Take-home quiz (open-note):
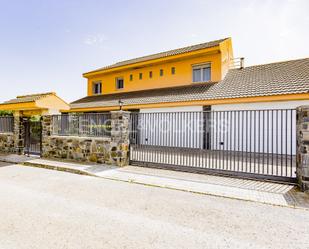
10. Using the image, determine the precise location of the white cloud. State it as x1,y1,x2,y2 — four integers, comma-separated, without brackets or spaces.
83,33,108,46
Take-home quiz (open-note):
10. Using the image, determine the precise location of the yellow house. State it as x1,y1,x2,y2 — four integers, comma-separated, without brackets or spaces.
0,92,70,116
70,37,309,113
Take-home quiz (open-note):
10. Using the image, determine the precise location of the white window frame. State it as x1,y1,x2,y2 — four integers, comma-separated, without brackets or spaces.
192,63,211,83
116,77,124,90
92,81,102,95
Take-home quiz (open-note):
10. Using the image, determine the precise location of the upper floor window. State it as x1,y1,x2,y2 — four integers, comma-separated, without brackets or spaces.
116,77,124,89
192,63,211,82
171,67,176,75
93,81,102,94
139,73,143,80
160,69,164,76
149,71,153,78
130,74,133,81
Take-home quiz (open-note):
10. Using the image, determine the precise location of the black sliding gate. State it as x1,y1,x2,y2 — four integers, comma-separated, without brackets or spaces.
24,118,42,156
129,109,297,183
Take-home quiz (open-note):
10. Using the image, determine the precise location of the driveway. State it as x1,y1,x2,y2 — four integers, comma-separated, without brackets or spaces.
0,163,308,249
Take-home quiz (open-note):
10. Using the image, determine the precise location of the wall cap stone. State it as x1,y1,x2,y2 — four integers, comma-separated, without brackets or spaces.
0,132,14,135
296,105,309,110
50,135,111,141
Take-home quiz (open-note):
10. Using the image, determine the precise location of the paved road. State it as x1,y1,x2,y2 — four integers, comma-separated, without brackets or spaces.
0,162,308,249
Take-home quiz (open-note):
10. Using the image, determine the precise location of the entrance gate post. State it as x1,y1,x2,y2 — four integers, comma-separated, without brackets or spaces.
13,111,25,155
296,106,309,191
110,110,131,167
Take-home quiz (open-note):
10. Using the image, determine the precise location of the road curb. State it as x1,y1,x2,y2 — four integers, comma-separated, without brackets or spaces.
20,162,97,177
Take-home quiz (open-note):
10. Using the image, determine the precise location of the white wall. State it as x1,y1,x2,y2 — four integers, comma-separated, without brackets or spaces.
209,108,296,154
211,100,308,155
136,100,306,154
140,106,203,113
138,106,203,148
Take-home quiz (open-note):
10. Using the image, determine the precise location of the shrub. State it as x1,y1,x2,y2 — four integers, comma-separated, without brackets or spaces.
0,110,13,117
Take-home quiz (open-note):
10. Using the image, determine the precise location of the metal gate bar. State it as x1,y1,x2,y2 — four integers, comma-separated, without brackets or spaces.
24,119,42,156
129,109,297,182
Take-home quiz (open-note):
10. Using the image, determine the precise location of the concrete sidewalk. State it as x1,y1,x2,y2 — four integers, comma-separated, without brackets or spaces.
0,154,115,176
1,154,308,209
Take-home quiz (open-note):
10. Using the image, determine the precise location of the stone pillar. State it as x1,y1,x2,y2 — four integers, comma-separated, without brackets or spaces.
296,106,309,191
41,115,52,157
110,111,130,167
13,111,24,154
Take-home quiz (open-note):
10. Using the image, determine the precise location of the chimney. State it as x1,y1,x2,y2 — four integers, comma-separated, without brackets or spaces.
240,57,245,69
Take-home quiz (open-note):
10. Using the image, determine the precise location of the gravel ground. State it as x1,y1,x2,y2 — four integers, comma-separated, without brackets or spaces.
0,162,308,249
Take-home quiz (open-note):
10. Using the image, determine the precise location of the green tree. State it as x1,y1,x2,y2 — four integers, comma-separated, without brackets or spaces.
0,110,13,116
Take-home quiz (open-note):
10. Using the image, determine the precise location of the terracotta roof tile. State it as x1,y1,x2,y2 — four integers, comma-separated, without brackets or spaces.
2,92,55,104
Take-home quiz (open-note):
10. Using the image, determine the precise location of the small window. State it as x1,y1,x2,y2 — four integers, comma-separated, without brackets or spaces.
160,69,164,76
139,73,143,80
116,77,124,89
149,71,153,78
171,67,175,75
130,74,133,81
93,81,102,94
192,63,211,82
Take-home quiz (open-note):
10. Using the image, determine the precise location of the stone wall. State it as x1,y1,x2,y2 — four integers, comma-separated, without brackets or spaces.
0,114,21,154
0,133,15,153
41,111,130,166
296,106,309,191
42,135,113,164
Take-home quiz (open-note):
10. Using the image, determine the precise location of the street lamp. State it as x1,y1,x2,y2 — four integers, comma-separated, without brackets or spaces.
118,99,123,110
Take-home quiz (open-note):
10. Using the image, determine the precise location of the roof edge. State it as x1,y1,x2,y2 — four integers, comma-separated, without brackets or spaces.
237,56,309,70
83,38,229,76
70,82,218,104
17,92,56,99
69,92,309,112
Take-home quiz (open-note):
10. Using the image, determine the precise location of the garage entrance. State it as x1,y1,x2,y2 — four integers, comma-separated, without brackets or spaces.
129,109,297,183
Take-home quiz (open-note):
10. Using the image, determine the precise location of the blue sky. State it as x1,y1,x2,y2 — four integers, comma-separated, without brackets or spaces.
0,0,308,103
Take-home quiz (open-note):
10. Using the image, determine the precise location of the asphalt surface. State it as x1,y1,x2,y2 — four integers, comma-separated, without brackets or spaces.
0,162,308,249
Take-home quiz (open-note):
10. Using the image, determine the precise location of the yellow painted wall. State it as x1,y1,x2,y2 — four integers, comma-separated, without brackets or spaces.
86,52,221,96
219,38,234,79
84,39,233,96
36,94,70,111
0,102,37,111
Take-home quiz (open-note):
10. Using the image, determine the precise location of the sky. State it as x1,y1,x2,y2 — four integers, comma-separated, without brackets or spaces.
0,0,308,103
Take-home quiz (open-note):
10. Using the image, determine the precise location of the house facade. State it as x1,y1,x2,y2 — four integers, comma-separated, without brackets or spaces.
70,37,309,114
70,38,234,112
68,38,309,155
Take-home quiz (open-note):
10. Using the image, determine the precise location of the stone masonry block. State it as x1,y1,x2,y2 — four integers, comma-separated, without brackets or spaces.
296,106,309,191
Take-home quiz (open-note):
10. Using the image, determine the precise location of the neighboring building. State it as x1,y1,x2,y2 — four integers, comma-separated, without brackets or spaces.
0,92,69,116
